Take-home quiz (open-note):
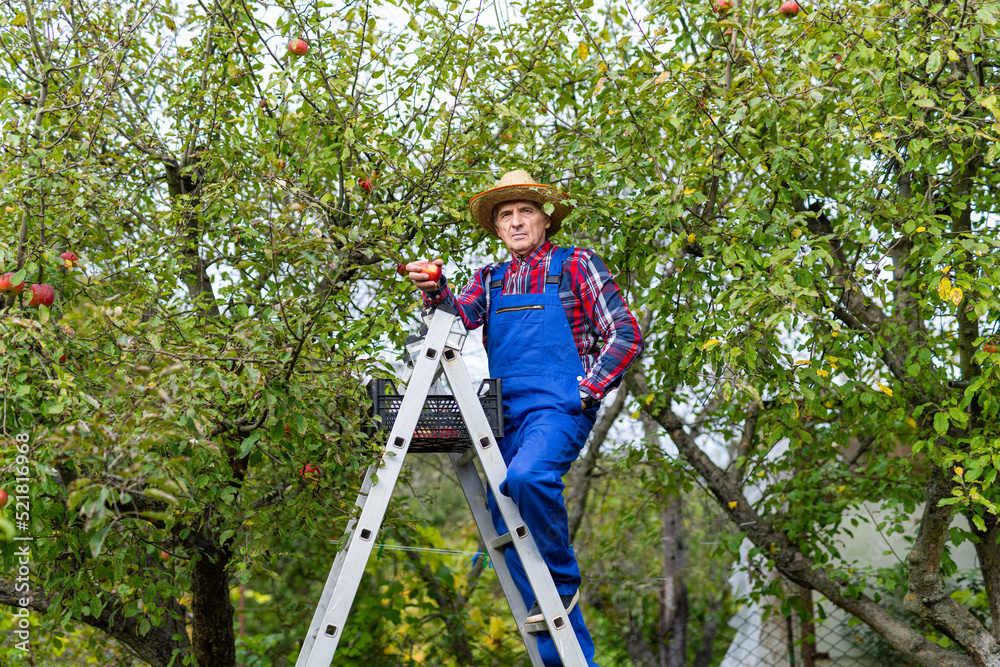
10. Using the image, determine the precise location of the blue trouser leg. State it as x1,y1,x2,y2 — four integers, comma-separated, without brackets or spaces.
487,406,599,666
500,544,598,666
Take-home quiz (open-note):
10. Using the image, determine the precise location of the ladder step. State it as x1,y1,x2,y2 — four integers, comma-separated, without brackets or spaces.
523,620,549,634
489,533,512,550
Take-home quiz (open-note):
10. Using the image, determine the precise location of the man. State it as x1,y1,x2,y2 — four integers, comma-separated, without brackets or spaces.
403,169,643,666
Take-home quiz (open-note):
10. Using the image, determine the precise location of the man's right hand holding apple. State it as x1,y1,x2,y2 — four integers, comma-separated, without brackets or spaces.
399,259,444,292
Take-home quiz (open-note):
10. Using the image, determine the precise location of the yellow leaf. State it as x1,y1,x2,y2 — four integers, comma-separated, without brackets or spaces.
795,360,811,365
872,132,884,139
937,276,952,301
915,226,926,232
504,64,519,72
594,77,607,94
836,485,845,493
687,233,696,243
906,417,917,428
942,265,951,273
816,369,829,377
878,383,893,397
728,501,738,509
644,394,655,405
488,616,506,640
792,229,802,239
830,331,838,338
578,42,589,61
631,410,641,419
702,338,721,350
683,187,697,195
955,466,963,477
950,287,963,305
654,71,669,85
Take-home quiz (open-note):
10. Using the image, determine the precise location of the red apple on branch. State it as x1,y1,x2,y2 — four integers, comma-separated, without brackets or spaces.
0,489,7,509
0,273,24,297
299,464,321,481
28,283,55,308
288,38,309,56
985,342,999,354
780,0,800,16
713,0,732,13
359,177,373,192
60,251,79,269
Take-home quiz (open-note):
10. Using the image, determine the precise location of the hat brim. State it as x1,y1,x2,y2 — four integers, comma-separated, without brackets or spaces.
469,184,572,238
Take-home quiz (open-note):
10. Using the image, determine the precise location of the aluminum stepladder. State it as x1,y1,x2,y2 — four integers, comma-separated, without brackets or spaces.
295,303,588,667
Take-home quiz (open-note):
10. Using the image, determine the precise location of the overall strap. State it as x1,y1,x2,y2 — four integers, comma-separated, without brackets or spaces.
489,261,510,293
546,246,574,291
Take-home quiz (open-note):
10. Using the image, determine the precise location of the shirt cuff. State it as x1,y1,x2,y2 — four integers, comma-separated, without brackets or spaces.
579,378,605,402
422,276,449,304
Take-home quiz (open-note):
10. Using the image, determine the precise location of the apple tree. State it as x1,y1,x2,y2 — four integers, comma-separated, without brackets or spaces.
0,0,549,664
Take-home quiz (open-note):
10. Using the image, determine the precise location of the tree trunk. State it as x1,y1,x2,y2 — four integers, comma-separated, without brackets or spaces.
666,582,688,667
799,583,816,666
567,388,628,543
191,545,237,667
692,598,722,667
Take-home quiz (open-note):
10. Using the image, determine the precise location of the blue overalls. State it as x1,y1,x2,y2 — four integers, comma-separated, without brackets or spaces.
485,246,600,666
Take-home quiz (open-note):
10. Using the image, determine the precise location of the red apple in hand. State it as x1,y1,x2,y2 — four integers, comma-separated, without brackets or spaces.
780,0,799,15
0,272,24,297
28,283,55,308
0,489,7,509
288,38,309,55
412,261,442,282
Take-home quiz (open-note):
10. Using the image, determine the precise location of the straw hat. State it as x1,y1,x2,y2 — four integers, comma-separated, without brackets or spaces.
468,169,573,238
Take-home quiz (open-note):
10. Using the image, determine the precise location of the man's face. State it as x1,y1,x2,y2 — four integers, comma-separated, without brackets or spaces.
494,200,551,257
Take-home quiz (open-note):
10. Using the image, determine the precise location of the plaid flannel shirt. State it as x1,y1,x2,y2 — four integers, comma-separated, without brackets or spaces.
423,240,643,402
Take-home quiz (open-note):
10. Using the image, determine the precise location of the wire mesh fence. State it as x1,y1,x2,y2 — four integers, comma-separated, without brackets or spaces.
720,604,917,667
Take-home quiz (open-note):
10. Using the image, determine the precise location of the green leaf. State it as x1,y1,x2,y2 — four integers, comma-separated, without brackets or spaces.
934,412,949,435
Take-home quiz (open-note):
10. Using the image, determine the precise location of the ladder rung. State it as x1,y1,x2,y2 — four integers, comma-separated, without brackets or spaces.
456,448,476,467
523,620,548,634
523,616,569,634
489,533,512,550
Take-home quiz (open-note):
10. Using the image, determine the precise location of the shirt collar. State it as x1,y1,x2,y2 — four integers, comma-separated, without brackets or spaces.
511,239,553,267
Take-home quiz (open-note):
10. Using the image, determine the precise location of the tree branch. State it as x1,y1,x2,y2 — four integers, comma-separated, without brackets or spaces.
626,365,977,667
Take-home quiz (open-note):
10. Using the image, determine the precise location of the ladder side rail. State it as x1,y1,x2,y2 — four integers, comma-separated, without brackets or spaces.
295,469,374,666
449,452,546,667
297,310,454,667
440,347,589,666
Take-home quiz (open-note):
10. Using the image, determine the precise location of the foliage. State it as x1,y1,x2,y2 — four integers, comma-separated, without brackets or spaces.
1,0,999,664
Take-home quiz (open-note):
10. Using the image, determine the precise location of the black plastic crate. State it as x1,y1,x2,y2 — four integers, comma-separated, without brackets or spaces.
366,378,504,453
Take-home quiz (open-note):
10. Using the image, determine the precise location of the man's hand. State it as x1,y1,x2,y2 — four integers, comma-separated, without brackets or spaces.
403,258,444,292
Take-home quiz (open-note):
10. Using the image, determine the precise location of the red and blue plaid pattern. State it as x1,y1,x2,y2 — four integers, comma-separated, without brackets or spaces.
424,240,643,401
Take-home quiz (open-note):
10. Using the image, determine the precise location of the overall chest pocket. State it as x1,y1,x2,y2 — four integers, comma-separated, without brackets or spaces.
495,305,545,314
